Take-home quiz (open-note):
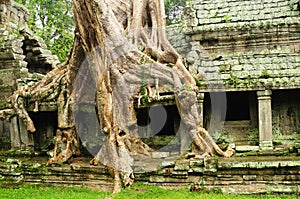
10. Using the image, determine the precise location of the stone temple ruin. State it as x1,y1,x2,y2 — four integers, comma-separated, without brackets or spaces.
168,0,300,151
0,0,59,151
1,0,300,194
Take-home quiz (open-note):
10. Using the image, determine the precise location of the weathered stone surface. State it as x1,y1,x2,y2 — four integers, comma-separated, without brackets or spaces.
1,155,300,194
172,0,300,91
236,145,259,152
174,159,190,171
151,152,170,159
161,160,175,168
0,0,61,150
189,159,204,167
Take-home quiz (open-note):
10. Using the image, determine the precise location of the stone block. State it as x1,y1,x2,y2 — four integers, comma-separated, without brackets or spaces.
242,175,257,181
149,175,165,183
151,152,169,159
0,60,26,69
204,158,217,171
161,160,175,168
0,52,24,60
32,47,45,55
236,145,259,152
171,170,188,178
174,160,190,171
189,167,204,173
190,159,204,167
0,69,20,86
259,141,273,150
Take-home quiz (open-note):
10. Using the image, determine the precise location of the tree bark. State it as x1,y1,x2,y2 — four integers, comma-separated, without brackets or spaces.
0,0,234,193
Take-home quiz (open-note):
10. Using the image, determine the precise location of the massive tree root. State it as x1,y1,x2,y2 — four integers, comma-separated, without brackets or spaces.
0,0,234,193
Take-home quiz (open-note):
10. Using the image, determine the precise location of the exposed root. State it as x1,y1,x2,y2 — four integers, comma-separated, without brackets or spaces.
46,128,80,166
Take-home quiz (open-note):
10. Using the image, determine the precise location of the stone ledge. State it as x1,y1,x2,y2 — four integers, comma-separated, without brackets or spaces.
1,155,300,194
236,145,259,152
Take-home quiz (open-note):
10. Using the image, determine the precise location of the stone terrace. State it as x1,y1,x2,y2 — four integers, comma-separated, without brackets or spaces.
1,151,300,194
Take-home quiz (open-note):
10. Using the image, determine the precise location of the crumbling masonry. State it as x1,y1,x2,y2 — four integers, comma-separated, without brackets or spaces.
0,0,59,150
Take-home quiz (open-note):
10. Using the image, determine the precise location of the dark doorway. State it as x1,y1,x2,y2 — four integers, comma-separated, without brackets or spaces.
29,111,57,151
225,92,250,121
136,105,181,150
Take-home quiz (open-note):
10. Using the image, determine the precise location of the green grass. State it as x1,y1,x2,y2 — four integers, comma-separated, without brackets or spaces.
0,183,298,199
0,185,111,199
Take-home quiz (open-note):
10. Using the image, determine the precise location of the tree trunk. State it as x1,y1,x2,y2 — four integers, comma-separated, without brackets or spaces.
0,0,234,193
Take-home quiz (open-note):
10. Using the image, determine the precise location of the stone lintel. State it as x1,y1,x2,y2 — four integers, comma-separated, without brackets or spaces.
257,90,272,98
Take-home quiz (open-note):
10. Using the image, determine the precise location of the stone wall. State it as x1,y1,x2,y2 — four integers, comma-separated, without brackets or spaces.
174,0,300,149
143,156,300,194
0,0,29,26
181,0,300,91
0,1,28,102
0,0,59,150
0,0,59,108
272,90,300,137
167,24,192,58
1,154,300,194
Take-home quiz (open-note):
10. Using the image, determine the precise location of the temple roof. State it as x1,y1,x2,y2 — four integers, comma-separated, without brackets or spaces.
188,0,300,33
184,0,300,91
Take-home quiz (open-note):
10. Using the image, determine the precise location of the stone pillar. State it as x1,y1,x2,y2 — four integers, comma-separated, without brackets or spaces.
257,90,273,150
9,116,34,150
9,116,21,149
18,118,34,150
197,93,204,127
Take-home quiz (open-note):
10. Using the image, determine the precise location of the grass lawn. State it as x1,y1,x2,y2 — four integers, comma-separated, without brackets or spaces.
0,183,298,199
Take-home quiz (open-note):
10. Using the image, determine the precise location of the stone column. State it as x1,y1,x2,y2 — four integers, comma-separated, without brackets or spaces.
257,90,273,150
197,93,204,127
9,116,21,149
18,118,34,150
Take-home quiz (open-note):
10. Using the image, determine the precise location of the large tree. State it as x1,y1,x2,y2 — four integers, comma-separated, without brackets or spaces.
0,0,234,193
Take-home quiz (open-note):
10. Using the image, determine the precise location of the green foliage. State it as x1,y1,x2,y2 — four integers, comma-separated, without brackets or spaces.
219,65,230,73
272,126,299,146
140,78,149,105
260,70,271,78
225,73,240,87
0,185,111,199
15,0,74,62
216,132,235,144
243,75,254,88
223,15,231,23
164,0,187,25
248,129,259,145
195,78,202,87
287,0,298,11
